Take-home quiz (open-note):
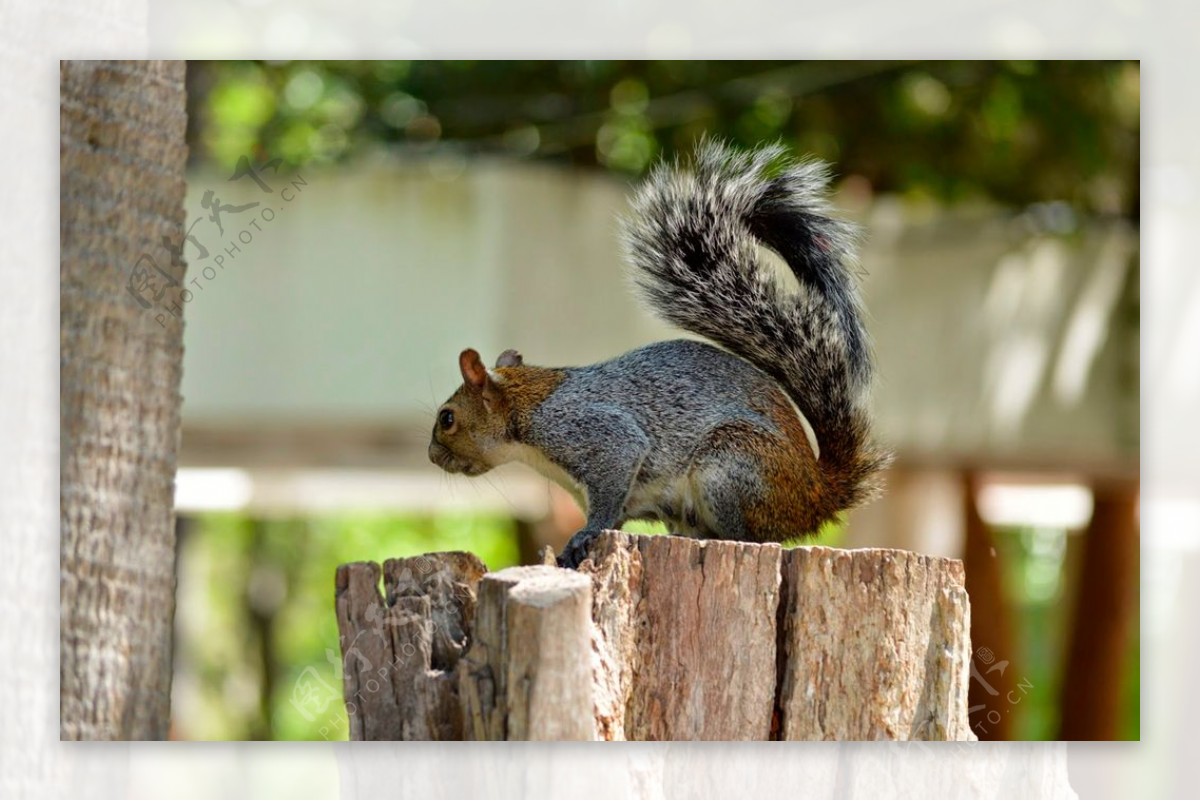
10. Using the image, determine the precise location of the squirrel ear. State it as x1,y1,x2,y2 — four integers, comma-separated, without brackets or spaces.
459,348,488,390
495,349,523,368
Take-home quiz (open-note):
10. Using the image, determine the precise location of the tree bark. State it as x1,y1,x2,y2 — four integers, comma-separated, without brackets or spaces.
338,532,974,741
585,532,781,740
60,60,189,740
776,546,972,739
458,566,596,740
335,552,488,740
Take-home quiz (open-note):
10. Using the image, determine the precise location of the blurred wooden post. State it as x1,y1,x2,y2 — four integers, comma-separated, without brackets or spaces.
336,532,974,741
1058,481,1139,740
962,470,1018,740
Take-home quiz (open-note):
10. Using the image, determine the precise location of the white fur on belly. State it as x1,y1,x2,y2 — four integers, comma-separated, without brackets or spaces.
491,442,590,512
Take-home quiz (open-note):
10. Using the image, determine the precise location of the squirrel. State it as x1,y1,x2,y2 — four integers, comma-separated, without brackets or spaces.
428,141,891,569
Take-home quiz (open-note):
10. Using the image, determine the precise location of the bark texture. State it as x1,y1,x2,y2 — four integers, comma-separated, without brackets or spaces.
458,566,596,740
335,552,487,741
584,532,781,740
338,532,973,741
60,60,189,740
776,546,973,740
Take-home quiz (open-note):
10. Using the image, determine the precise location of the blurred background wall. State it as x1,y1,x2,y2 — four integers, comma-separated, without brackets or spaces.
166,60,1139,741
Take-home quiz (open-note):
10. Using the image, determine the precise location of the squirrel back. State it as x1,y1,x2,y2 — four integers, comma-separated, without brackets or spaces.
621,141,890,511
430,141,890,567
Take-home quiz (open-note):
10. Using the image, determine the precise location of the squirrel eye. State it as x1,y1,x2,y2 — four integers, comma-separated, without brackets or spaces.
438,409,455,431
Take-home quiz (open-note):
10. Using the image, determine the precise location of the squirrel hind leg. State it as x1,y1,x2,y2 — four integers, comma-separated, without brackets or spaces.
684,431,768,542
688,424,828,544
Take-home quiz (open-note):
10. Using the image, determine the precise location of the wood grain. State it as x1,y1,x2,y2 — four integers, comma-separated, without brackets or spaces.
337,532,973,741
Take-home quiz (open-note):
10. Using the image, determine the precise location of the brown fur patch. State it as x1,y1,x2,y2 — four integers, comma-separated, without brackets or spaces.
429,362,566,476
495,365,567,438
731,386,838,541
744,386,840,537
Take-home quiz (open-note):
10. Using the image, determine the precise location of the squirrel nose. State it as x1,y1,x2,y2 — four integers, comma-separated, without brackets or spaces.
428,440,452,467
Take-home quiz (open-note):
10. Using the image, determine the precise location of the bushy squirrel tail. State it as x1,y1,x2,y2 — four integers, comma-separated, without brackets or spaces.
622,140,890,510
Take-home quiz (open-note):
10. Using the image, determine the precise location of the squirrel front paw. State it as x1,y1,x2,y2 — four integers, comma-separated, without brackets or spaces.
557,528,601,570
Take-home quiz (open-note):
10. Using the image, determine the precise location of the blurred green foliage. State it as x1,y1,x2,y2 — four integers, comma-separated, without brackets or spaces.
623,515,845,546
992,525,1139,740
174,509,847,741
173,512,519,741
176,61,1140,741
188,60,1139,220
175,512,1135,741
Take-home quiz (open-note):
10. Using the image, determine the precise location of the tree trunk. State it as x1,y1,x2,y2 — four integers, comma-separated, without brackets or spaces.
60,60,189,740
337,532,973,741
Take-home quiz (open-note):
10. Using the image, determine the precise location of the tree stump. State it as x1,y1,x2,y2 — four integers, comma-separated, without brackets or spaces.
335,532,973,741
335,551,486,740
777,547,972,740
458,565,596,740
585,532,781,740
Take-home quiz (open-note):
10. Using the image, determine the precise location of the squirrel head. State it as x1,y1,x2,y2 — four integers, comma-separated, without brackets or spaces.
427,348,524,477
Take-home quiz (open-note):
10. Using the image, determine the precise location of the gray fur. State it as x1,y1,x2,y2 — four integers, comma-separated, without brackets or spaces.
619,140,887,502
556,143,886,567
434,142,890,568
539,340,786,567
